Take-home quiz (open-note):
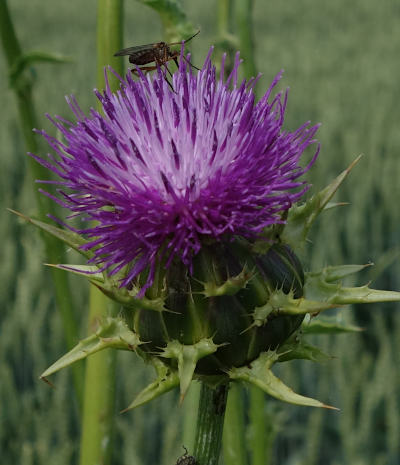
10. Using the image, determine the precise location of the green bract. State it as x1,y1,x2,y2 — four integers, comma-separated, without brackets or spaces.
16,157,400,410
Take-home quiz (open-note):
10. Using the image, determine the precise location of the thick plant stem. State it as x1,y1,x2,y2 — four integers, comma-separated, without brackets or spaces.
79,288,118,465
223,383,248,465
193,382,229,465
96,0,124,90
78,2,123,465
182,381,201,451
249,386,268,465
0,0,83,408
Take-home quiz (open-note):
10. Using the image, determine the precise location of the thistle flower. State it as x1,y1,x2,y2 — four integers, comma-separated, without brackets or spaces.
30,47,400,410
32,48,319,295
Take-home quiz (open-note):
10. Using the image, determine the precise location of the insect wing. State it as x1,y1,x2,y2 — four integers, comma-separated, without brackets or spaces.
113,44,155,57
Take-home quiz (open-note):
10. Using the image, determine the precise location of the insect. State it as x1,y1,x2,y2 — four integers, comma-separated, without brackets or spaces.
114,31,200,90
175,446,197,465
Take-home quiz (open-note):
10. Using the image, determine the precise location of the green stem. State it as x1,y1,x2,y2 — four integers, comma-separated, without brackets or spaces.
223,383,248,465
234,0,257,80
79,288,118,465
249,386,268,465
78,2,123,464
216,0,235,77
182,381,201,451
0,0,83,408
217,0,231,37
193,382,229,465
96,0,124,90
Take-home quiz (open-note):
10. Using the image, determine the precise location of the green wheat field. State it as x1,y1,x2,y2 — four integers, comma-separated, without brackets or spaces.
1,0,400,464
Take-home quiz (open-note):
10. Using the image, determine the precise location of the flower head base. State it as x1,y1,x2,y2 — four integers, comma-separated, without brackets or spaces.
33,48,319,294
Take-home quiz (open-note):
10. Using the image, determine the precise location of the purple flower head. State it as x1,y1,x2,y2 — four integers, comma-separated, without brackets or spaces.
33,48,319,295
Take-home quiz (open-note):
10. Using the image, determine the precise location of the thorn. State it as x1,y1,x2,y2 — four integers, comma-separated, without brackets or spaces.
7,208,30,221
240,323,256,335
40,376,55,388
162,308,182,315
323,404,340,411
346,154,363,172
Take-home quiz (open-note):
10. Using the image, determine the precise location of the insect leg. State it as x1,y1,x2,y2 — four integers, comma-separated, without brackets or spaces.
131,65,158,76
182,55,201,71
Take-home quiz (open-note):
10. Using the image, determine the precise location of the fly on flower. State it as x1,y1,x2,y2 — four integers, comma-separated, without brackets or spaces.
114,30,200,90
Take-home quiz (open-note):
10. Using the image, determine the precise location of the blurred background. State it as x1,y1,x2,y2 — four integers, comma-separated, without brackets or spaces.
1,0,400,464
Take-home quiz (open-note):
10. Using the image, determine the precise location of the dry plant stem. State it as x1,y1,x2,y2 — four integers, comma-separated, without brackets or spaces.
193,382,229,465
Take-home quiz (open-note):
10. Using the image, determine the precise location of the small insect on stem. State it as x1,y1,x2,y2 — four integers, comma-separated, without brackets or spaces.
114,31,200,91
175,446,197,465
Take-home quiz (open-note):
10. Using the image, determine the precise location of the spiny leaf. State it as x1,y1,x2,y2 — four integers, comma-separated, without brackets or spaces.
305,268,400,305
122,359,179,411
323,201,349,211
202,266,254,297
161,339,220,401
283,155,362,248
93,279,170,313
40,318,141,379
252,289,338,322
277,340,333,363
8,209,93,258
301,319,363,334
228,352,337,409
45,263,104,282
44,263,171,313
320,264,372,282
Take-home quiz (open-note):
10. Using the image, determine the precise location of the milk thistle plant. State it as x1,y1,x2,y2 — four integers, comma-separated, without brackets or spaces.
22,47,400,464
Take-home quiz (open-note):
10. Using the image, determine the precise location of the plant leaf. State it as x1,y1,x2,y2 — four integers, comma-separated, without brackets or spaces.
301,319,363,334
228,352,337,409
9,51,71,85
161,338,220,401
283,156,362,248
8,209,93,259
45,263,104,282
305,268,400,305
278,340,333,363
122,359,179,411
40,318,141,379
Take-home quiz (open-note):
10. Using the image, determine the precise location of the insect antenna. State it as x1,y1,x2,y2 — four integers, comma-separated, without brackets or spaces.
169,29,200,46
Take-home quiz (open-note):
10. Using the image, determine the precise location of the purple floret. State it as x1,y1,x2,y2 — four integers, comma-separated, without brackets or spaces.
32,47,319,294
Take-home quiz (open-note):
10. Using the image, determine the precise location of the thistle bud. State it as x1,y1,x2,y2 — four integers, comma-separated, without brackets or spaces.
132,242,305,375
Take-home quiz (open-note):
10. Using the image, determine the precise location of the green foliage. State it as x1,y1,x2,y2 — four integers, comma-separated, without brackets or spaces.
2,0,400,464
